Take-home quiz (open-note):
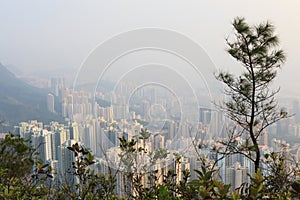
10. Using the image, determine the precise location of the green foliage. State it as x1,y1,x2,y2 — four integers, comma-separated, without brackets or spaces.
118,134,239,200
157,185,171,200
0,133,52,199
247,169,267,199
139,128,151,140
262,152,300,199
65,142,117,199
188,156,232,199
1,131,300,199
236,152,300,199
0,133,34,180
216,17,287,172
264,152,294,195
291,179,300,198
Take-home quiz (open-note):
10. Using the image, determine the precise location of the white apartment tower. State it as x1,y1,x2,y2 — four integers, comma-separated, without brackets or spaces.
47,93,55,113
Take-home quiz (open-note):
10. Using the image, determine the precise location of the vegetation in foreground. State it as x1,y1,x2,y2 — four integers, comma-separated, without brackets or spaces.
1,132,300,199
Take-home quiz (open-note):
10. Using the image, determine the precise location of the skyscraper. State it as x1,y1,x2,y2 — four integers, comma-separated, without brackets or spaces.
225,162,249,191
47,93,55,113
57,139,78,187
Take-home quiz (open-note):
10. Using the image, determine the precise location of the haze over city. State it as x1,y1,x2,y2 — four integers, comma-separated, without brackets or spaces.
0,1,300,96
1,1,300,199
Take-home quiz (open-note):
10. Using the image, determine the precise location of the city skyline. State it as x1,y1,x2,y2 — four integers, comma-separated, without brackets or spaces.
1,2,300,198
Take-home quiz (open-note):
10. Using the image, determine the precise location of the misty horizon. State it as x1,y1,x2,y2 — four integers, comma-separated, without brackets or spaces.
0,1,300,97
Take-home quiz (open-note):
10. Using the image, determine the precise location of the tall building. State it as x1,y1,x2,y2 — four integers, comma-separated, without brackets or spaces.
259,129,268,146
188,155,201,180
154,134,164,150
69,122,79,141
57,139,78,187
47,93,55,113
199,108,211,124
293,99,300,123
51,77,65,97
225,162,249,191
142,100,150,120
218,152,253,189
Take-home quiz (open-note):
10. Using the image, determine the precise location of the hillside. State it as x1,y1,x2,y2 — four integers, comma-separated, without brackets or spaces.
0,63,64,128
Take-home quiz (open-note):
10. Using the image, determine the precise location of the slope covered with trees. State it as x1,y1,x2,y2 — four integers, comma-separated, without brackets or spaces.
0,63,63,128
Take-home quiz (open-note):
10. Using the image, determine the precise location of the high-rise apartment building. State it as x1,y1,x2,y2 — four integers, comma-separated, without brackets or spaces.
225,162,249,191
47,93,55,113
57,139,78,187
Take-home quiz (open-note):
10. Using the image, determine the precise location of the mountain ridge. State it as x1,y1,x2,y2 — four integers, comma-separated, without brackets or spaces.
0,63,64,129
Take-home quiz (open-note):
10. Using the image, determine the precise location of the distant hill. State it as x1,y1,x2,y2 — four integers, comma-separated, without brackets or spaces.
96,98,111,107
0,63,64,129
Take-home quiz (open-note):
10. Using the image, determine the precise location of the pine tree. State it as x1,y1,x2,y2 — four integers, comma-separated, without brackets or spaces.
216,17,287,172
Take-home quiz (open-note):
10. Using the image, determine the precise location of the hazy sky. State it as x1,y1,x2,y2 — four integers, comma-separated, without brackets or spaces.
0,1,299,96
